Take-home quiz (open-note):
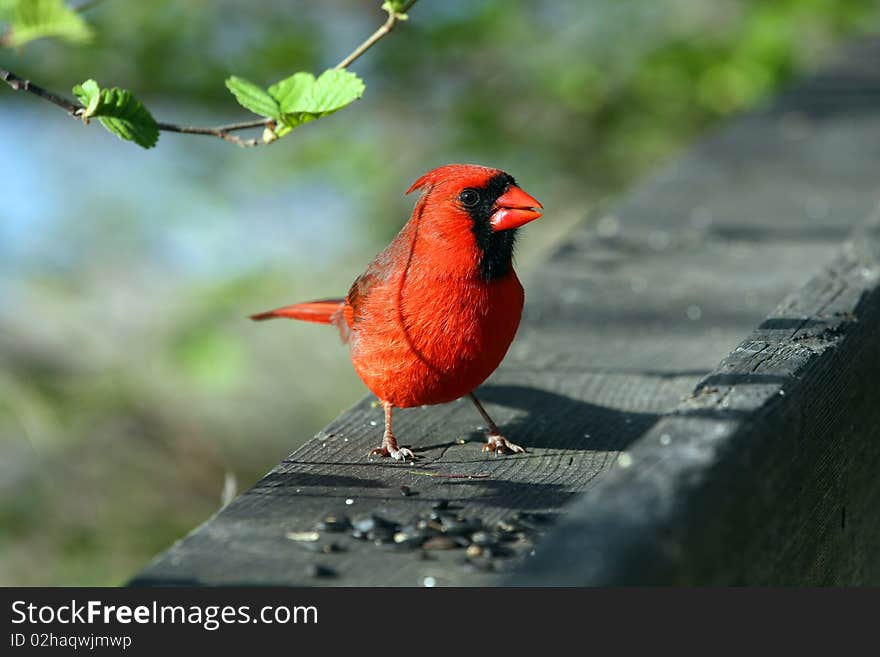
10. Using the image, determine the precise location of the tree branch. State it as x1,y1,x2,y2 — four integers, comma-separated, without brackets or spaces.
335,0,418,70
155,119,274,148
0,0,420,147
1,68,82,115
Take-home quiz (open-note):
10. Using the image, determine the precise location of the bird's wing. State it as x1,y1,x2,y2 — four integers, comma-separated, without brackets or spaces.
341,229,415,338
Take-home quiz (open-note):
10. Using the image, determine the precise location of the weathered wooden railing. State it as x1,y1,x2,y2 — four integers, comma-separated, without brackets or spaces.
132,38,880,586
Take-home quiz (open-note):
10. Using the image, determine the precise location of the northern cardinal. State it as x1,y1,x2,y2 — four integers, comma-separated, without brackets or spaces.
251,164,542,460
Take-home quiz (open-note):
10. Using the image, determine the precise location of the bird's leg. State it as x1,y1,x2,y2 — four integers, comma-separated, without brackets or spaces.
368,401,415,461
467,392,525,455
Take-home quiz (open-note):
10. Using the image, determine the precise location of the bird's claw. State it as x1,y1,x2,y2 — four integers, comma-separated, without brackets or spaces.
368,446,416,461
482,434,526,456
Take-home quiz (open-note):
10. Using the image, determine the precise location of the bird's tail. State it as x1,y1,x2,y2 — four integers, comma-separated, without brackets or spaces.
250,299,345,324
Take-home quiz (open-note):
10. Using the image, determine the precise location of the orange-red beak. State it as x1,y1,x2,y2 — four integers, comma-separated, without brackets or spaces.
490,185,543,232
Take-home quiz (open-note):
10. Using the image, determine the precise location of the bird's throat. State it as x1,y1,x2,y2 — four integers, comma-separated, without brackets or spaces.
465,172,519,281
476,228,517,280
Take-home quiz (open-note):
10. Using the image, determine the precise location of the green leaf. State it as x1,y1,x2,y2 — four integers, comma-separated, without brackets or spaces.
268,72,314,114
72,79,159,149
273,69,364,132
95,88,159,149
224,76,280,119
225,69,364,139
1,0,92,48
305,69,366,114
276,111,320,133
72,78,100,116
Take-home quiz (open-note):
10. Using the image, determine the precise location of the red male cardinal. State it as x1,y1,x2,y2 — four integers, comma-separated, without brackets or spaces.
251,164,542,460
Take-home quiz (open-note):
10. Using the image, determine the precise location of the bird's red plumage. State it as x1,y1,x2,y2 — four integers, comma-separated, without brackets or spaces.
252,164,542,455
341,165,526,406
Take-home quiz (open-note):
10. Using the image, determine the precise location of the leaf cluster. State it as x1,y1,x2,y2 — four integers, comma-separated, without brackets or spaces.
0,0,91,48
225,70,365,143
2,0,370,148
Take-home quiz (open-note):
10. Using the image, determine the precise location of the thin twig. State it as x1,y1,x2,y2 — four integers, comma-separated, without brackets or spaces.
335,0,419,70
1,68,82,115
0,0,420,147
156,119,272,147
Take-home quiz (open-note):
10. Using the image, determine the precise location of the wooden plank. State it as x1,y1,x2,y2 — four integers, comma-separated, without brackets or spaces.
132,38,880,586
512,217,880,584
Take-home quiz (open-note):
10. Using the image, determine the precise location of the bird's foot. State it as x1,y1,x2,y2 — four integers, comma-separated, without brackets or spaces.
368,445,416,461
482,434,526,456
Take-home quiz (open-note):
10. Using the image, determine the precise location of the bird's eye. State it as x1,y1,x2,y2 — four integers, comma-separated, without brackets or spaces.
459,188,480,208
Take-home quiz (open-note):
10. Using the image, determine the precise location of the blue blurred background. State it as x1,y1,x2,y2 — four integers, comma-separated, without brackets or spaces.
1,0,878,584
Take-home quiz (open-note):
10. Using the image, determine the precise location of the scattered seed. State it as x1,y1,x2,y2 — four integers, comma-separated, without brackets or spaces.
496,520,519,533
318,501,552,573
393,526,427,548
470,531,494,547
345,498,355,506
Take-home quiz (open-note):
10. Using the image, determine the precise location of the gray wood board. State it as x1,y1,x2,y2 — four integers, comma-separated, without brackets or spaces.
512,217,880,584
132,39,880,586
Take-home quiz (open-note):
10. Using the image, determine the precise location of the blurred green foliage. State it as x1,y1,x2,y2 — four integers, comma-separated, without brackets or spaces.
1,0,878,585
0,0,92,48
